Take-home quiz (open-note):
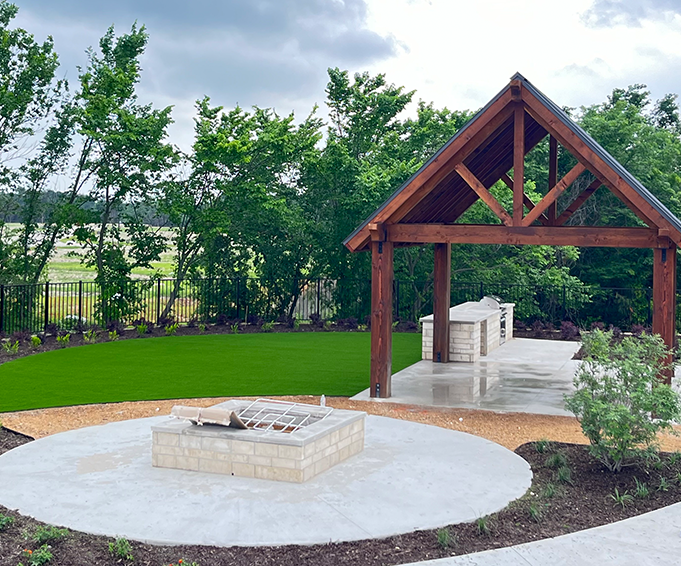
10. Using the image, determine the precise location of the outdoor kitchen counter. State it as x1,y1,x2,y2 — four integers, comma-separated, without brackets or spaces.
420,300,514,362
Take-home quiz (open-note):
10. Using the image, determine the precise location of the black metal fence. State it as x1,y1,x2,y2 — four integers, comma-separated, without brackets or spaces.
0,277,664,334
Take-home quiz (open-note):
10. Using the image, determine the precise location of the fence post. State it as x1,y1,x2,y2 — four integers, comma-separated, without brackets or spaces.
78,281,83,323
156,279,162,324
236,278,240,320
479,281,484,300
0,284,3,334
316,279,321,316
562,285,567,319
44,281,50,333
395,279,400,320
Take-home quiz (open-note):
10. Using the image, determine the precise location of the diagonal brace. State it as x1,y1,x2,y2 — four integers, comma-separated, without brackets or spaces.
522,162,586,227
455,163,513,226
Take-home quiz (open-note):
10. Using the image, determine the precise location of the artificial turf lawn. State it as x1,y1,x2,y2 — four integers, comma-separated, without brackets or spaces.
0,332,422,412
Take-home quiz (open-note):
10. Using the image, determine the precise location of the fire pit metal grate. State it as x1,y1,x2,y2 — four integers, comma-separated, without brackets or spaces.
237,398,333,433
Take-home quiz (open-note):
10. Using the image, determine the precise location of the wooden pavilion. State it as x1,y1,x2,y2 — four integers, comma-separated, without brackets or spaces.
343,73,681,398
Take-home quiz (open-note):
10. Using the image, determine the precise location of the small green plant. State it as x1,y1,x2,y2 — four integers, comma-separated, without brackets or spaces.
436,527,453,549
293,318,301,331
55,334,70,348
0,513,14,530
108,537,134,561
231,323,240,334
668,451,681,466
475,515,492,536
30,336,42,349
21,544,52,566
108,330,119,342
165,322,179,336
358,323,368,331
135,323,148,337
545,452,568,469
324,320,332,331
676,471,681,485
528,502,543,523
542,482,557,498
261,321,275,332
565,329,681,472
534,438,552,454
83,329,97,344
634,477,649,498
2,340,19,355
198,322,207,333
32,525,69,544
658,477,670,492
610,488,634,509
556,465,572,484
392,320,399,330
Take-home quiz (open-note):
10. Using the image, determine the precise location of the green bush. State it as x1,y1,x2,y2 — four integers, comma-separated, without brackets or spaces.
565,329,681,472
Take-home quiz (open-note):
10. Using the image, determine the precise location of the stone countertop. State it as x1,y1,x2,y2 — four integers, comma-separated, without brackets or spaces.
419,302,515,324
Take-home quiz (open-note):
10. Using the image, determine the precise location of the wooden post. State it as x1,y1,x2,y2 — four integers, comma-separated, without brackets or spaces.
513,104,525,225
548,136,558,225
370,223,393,398
433,243,451,363
653,244,677,384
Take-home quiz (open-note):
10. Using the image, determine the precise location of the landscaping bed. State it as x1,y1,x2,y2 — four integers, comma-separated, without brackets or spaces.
2,427,681,566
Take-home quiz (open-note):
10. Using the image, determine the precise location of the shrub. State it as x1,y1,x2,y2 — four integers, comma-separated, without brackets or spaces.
565,329,681,472
560,321,580,341
231,323,240,335
55,333,70,348
32,525,69,544
0,513,13,530
197,322,207,333
2,340,19,355
108,330,119,342
109,537,134,561
21,544,52,566
83,329,98,344
261,321,275,332
30,335,42,349
135,323,148,337
165,322,179,336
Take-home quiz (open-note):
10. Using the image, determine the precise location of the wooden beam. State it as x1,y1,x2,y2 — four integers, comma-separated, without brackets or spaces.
522,162,586,227
556,179,602,225
501,172,549,225
454,163,512,226
433,243,451,363
548,136,558,225
513,104,525,224
370,238,393,398
387,224,667,248
653,245,677,385
344,89,516,252
520,90,671,234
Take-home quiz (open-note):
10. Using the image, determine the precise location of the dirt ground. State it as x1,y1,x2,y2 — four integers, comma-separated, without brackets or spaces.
4,395,681,452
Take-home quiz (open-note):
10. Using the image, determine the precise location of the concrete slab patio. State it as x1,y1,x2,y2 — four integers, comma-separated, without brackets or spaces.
353,338,581,416
0,414,531,547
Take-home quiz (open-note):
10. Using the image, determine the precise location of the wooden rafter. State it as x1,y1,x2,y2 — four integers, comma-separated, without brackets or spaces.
387,224,667,248
454,163,512,226
547,136,558,225
556,178,601,225
513,104,525,224
521,162,586,227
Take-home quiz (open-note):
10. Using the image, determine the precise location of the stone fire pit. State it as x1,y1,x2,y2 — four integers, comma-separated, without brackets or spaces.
152,399,365,483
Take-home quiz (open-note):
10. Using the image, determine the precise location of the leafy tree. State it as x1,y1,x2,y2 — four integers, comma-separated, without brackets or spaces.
67,25,176,322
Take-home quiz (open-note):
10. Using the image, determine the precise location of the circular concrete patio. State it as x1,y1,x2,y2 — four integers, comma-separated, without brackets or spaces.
0,415,531,546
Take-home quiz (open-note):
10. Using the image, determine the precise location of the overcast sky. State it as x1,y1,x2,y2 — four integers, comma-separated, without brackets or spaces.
13,0,681,151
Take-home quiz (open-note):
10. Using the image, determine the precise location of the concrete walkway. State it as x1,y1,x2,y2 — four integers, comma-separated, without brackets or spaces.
353,338,581,416
405,501,681,566
0,415,530,547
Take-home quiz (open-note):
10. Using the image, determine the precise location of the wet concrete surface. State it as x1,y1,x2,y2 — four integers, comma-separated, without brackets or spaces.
352,339,581,416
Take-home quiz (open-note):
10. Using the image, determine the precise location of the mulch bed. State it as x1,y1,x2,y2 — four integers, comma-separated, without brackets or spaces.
2,428,681,566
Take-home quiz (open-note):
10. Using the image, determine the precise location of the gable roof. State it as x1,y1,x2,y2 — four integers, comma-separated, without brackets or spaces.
343,73,681,252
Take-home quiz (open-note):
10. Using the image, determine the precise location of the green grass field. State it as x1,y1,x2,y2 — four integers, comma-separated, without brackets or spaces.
0,333,421,412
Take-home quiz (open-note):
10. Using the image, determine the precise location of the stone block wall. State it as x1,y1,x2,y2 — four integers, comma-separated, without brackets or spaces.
152,416,365,483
